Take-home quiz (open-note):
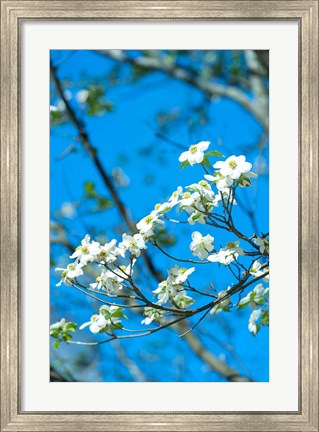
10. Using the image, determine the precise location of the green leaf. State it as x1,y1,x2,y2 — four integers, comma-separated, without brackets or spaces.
65,322,77,332
53,341,60,349
156,229,176,247
84,181,95,193
206,150,225,158
202,156,212,167
180,160,190,170
111,309,127,319
192,212,202,221
97,197,113,210
50,330,60,339
84,181,98,199
238,303,248,311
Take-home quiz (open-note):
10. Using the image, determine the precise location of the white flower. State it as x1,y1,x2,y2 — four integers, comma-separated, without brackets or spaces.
238,283,269,310
179,141,210,166
50,318,66,331
179,191,201,209
208,241,244,266
60,202,77,219
249,261,264,278
173,291,195,309
76,89,89,104
80,305,124,334
168,186,183,206
190,231,214,260
187,181,215,201
213,155,252,180
205,173,234,191
89,268,123,293
141,307,165,325
254,236,269,254
153,280,171,305
248,309,262,335
167,265,195,285
112,260,136,281
187,210,206,225
136,210,164,237
210,290,231,314
97,239,120,263
70,234,101,266
119,233,146,257
55,262,83,286
153,201,172,214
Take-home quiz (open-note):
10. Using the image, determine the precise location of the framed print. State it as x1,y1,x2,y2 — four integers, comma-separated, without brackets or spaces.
1,1,318,431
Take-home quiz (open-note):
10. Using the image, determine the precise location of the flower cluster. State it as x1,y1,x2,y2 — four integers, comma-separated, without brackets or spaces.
208,241,244,266
143,265,195,324
50,319,77,348
79,305,126,334
52,140,269,347
204,155,257,191
238,284,269,335
210,290,231,315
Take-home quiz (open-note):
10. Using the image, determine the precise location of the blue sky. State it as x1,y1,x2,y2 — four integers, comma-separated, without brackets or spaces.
50,50,269,382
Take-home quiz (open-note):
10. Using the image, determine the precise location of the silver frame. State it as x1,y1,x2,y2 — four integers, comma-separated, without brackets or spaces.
1,1,318,431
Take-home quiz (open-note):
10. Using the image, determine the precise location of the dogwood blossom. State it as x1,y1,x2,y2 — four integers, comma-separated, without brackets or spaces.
76,89,89,104
119,233,147,257
179,141,210,166
97,239,120,264
173,291,195,308
80,305,126,334
167,265,195,285
254,236,269,254
70,234,101,266
168,186,183,206
208,241,244,265
55,262,83,286
153,280,172,305
190,231,214,260
141,307,165,325
210,290,231,314
187,181,216,202
136,210,164,237
204,173,234,191
249,261,264,278
238,283,269,310
248,309,262,335
50,319,77,347
89,268,123,293
50,318,67,331
213,155,252,180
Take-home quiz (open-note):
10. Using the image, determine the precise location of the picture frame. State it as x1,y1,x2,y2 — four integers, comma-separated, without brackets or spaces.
1,1,318,431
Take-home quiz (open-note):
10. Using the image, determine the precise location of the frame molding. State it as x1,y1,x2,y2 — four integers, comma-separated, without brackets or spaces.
1,1,318,431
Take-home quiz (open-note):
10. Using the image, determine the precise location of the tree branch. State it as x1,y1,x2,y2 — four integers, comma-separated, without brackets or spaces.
94,49,269,129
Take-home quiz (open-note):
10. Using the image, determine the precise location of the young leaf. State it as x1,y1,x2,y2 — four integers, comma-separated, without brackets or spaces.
180,160,190,170
206,150,225,158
